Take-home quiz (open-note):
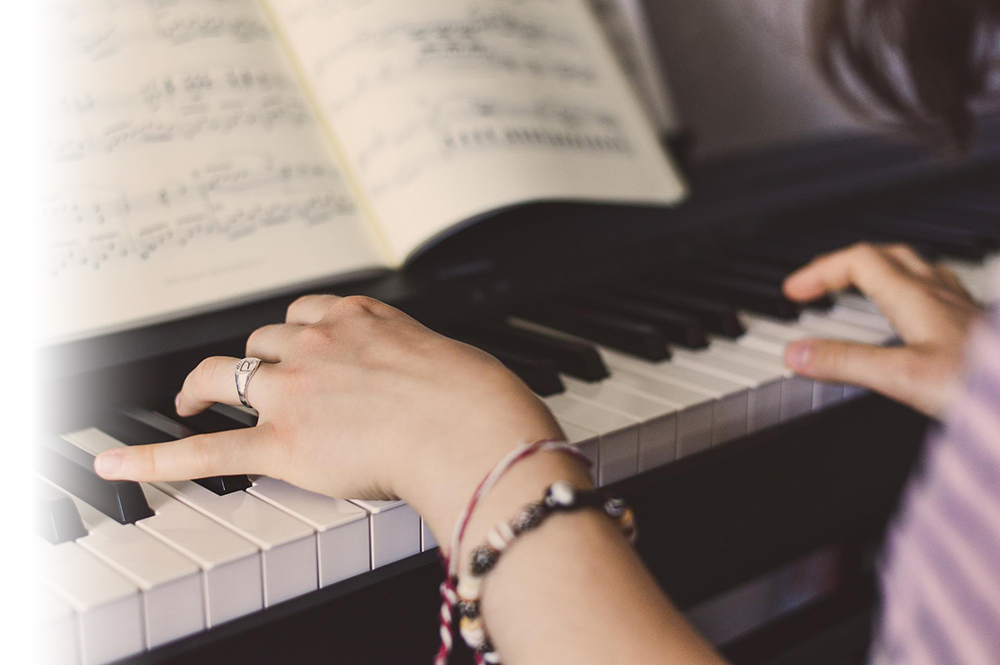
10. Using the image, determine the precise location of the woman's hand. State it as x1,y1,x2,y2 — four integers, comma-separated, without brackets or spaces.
94,294,565,542
782,242,982,417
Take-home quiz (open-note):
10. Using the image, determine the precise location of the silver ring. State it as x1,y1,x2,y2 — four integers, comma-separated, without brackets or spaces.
235,357,262,409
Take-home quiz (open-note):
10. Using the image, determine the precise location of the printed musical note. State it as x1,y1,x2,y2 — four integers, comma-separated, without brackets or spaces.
43,155,358,276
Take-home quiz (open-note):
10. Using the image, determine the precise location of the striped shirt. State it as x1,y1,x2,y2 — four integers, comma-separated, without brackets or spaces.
871,275,1000,664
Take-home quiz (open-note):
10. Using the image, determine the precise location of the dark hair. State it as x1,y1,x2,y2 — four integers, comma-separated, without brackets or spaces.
813,0,999,150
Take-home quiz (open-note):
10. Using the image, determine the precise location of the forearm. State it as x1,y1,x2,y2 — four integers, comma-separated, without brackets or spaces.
422,453,725,665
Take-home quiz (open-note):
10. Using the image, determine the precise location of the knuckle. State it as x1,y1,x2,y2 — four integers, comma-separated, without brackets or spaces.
287,295,314,319
849,242,879,261
337,295,381,315
297,324,334,349
245,327,266,351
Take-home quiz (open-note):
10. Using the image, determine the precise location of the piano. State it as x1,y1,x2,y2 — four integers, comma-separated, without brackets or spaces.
37,117,1000,665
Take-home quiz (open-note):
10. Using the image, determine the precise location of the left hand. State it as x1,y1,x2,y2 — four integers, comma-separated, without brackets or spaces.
93,294,570,545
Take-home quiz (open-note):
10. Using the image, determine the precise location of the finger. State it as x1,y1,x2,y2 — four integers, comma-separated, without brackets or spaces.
176,355,277,417
246,323,305,362
785,338,915,402
286,294,341,325
782,243,926,321
932,264,969,293
94,426,276,482
882,244,934,277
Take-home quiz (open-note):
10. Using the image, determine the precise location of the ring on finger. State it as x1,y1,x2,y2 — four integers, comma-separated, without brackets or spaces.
235,357,263,409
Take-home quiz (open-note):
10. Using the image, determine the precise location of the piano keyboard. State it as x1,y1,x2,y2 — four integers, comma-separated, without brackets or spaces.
36,174,999,664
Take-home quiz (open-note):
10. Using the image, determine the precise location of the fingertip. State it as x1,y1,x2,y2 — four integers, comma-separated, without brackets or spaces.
94,451,124,479
785,340,814,372
783,270,822,302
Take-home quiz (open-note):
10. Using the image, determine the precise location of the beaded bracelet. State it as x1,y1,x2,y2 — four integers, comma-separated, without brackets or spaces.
457,481,637,664
435,440,592,665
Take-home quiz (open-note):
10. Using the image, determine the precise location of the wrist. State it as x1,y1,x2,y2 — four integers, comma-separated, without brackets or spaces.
400,436,590,556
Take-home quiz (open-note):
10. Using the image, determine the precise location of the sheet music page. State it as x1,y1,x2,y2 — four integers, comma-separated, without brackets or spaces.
40,0,385,342
267,0,686,261
587,0,682,135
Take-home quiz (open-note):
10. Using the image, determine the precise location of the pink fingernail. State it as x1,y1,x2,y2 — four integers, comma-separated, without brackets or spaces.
174,392,182,412
96,451,123,477
786,341,813,370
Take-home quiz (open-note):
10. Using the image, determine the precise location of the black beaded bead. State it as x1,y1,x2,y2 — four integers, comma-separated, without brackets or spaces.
476,639,495,655
510,502,546,535
470,546,500,576
457,600,480,618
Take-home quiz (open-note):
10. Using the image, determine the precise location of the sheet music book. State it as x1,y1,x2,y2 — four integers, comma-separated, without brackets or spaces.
41,0,686,342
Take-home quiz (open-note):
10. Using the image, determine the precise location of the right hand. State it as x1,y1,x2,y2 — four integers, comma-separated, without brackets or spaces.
782,242,983,418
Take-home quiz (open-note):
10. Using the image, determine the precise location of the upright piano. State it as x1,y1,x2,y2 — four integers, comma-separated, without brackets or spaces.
37,116,1000,664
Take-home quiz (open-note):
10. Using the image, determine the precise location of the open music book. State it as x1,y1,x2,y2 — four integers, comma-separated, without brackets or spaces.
42,0,686,342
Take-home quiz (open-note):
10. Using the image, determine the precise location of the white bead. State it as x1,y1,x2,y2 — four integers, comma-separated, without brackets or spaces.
440,624,453,649
487,521,515,551
440,603,452,624
550,480,575,506
457,575,482,601
484,651,502,664
460,622,485,648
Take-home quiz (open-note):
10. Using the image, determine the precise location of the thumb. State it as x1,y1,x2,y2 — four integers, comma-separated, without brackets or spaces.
785,339,915,403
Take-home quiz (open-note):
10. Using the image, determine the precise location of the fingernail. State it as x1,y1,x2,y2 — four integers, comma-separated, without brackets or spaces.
95,451,123,477
174,392,182,412
786,341,813,370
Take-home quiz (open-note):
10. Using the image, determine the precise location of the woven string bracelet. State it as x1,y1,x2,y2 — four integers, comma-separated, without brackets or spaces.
434,440,592,665
456,481,637,665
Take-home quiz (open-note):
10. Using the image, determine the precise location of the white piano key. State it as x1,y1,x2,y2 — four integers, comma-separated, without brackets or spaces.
544,393,640,485
561,375,676,474
36,537,144,665
671,348,783,433
825,303,895,335
151,483,317,607
508,316,726,452
597,369,714,460
709,339,815,420
835,293,882,315
249,477,371,587
942,258,993,300
421,518,438,551
64,429,265,626
36,587,79,665
68,429,317,607
348,500,420,568
796,311,894,345
601,350,749,446
556,419,601,484
41,476,205,649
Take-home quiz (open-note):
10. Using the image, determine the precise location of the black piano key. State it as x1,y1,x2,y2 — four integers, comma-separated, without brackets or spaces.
99,409,252,495
696,257,793,286
35,479,88,544
652,270,802,320
518,305,671,361
843,214,989,260
568,294,709,349
453,336,565,396
36,436,154,525
452,322,608,381
728,240,821,270
149,401,254,434
883,201,1000,244
618,286,746,338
